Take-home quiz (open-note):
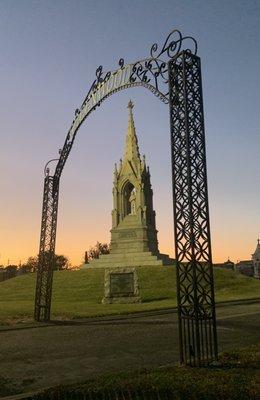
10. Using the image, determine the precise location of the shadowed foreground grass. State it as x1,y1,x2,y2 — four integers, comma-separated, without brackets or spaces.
1,345,259,399
41,346,260,400
0,266,259,323
44,345,260,400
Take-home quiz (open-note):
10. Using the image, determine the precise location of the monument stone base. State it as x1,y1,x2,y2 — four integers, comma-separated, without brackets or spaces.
83,251,174,269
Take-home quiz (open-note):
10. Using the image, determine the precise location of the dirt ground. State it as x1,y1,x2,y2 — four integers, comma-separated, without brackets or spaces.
0,301,259,396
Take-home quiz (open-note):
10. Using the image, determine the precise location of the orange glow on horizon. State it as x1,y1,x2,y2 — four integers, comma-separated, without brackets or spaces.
1,222,257,267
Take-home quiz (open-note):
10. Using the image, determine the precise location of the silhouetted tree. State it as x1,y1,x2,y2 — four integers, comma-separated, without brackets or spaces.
53,254,70,270
20,256,38,273
87,242,110,260
21,254,70,272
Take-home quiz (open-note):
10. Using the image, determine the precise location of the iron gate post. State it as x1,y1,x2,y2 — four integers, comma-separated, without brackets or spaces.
168,50,218,365
34,174,59,322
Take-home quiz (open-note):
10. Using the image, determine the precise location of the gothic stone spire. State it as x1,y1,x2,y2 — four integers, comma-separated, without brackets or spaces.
124,100,141,161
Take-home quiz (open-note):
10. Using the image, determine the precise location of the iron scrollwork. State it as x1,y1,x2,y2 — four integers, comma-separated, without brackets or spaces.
150,29,197,59
129,29,197,100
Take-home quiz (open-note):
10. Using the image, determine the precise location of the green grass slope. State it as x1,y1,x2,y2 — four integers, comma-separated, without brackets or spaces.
0,266,259,323
29,345,260,400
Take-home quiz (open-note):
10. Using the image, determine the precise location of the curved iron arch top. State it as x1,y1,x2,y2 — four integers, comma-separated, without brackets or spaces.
54,29,197,180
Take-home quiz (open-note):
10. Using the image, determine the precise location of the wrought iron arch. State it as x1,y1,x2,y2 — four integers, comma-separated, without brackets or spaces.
34,29,218,366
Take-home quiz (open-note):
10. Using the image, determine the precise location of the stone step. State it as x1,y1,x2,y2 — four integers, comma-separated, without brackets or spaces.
99,252,155,260
99,254,162,263
90,256,161,264
95,256,159,264
87,259,164,268
98,252,174,264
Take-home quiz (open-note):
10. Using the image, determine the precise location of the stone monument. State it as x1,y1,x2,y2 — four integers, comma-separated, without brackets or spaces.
84,101,173,268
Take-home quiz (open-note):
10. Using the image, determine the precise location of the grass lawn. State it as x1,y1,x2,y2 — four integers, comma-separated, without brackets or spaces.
42,345,260,400
1,345,259,399
0,266,259,323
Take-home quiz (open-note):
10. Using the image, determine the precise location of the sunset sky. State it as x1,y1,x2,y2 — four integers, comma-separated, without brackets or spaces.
0,0,259,266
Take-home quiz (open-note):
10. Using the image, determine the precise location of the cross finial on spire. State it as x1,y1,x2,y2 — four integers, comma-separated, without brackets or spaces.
127,100,134,110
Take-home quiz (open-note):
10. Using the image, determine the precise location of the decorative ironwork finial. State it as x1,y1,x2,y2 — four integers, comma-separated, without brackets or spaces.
150,29,197,59
127,100,134,110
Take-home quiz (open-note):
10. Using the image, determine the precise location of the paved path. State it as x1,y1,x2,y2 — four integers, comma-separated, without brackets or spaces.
1,301,259,395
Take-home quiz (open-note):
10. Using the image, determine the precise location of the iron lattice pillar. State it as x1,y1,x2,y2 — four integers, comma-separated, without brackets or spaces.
34,174,59,322
169,51,218,366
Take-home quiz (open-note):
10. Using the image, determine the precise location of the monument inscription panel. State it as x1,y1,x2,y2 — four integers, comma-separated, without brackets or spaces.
102,267,141,304
110,272,134,297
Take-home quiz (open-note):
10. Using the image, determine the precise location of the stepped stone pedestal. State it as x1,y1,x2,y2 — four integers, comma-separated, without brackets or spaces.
85,251,173,269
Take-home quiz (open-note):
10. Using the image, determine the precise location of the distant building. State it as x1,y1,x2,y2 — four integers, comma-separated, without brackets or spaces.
252,239,260,279
214,259,234,271
234,239,260,279
235,260,254,277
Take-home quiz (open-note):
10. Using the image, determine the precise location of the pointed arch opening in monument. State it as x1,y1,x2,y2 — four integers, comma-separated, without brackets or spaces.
123,182,135,217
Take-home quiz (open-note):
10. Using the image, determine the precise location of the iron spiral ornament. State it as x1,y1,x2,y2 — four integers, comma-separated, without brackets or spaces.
78,28,198,113
150,28,197,59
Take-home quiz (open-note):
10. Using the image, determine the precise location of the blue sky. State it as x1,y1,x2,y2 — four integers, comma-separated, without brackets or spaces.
0,0,259,265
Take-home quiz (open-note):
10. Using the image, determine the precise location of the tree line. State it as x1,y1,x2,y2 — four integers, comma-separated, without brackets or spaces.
0,241,110,280
0,254,70,279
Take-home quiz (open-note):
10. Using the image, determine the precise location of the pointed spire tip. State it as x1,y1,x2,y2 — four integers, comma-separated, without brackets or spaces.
127,100,134,110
